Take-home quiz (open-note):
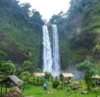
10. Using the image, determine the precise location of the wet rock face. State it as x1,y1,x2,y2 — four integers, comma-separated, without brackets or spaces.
5,86,23,97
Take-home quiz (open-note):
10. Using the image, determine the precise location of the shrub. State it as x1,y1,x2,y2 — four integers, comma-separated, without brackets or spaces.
44,72,51,80
52,79,60,88
32,77,45,85
65,84,73,96
76,61,96,90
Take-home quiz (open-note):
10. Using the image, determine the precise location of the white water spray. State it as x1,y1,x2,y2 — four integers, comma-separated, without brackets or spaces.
42,25,60,76
42,25,52,73
52,24,61,76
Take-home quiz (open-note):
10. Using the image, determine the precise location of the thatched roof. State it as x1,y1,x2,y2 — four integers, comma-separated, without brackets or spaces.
92,75,100,79
0,75,23,86
62,73,74,78
33,73,45,77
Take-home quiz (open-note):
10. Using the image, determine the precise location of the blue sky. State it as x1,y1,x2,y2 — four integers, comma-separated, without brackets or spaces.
19,0,71,21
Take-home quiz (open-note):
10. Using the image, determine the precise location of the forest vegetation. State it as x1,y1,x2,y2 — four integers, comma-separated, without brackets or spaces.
0,0,44,70
50,0,100,74
0,0,100,74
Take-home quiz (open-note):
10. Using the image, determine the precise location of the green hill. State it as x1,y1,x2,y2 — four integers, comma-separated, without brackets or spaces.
0,0,44,66
50,0,100,73
0,0,100,74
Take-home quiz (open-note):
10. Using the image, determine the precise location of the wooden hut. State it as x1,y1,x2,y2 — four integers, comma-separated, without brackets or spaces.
91,75,100,79
33,73,45,77
0,75,23,96
61,73,74,85
92,75,100,85
62,73,74,78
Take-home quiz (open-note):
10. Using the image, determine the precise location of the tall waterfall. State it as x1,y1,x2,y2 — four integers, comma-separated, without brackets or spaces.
52,24,60,76
42,25,52,73
42,25,60,76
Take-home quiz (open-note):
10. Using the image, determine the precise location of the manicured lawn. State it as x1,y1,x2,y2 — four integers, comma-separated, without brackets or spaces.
24,84,100,97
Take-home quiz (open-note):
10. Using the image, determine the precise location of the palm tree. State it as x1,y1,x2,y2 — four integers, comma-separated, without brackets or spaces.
15,60,33,77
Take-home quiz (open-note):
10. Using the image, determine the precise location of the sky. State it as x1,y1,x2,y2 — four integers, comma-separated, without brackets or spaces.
19,0,71,21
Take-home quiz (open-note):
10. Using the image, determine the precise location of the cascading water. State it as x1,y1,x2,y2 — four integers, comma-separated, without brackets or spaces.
42,24,60,76
52,24,61,76
42,25,52,73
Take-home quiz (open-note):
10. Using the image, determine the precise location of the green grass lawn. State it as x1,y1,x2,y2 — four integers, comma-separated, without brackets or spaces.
24,84,100,97
0,79,100,97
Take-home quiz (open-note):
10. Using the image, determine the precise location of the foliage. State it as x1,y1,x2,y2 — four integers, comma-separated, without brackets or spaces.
52,78,60,88
49,0,100,71
32,77,45,85
76,61,96,90
0,0,44,68
0,0,100,72
0,60,16,76
31,11,44,30
65,84,73,97
15,60,34,77
0,50,7,61
44,72,52,80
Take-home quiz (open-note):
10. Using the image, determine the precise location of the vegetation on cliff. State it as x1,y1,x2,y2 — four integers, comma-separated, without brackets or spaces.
50,0,100,73
0,0,100,74
0,0,44,67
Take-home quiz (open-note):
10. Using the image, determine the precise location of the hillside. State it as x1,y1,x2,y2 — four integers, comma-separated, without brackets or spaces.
50,0,100,73
0,0,44,66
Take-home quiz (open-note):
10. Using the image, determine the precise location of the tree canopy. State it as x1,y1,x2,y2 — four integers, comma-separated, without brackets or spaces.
76,61,96,89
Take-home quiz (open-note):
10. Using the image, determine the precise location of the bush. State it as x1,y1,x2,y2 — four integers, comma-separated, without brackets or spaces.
44,72,51,80
65,84,73,96
52,79,60,88
32,77,45,85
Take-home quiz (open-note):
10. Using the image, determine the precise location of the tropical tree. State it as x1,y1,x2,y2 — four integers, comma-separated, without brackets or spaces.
15,60,33,77
76,61,96,90
31,11,44,25
21,71,30,82
20,3,31,19
0,60,16,78
0,50,7,62
0,50,7,80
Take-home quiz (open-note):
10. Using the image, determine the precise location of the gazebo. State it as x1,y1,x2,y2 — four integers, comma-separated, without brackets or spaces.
61,73,74,85
0,75,23,96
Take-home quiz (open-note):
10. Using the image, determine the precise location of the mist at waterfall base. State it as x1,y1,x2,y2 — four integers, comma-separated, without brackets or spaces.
64,65,84,79
42,25,61,77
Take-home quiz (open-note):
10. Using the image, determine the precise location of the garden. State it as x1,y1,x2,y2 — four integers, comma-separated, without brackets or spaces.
0,60,100,97
23,80,100,97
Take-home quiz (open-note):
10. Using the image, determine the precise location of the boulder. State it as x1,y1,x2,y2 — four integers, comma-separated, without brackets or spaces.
81,91,88,94
5,86,23,97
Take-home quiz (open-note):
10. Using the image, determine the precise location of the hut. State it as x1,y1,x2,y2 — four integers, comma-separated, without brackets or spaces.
92,75,100,85
0,75,23,96
61,73,74,85
92,75,100,79
33,73,45,77
62,73,74,78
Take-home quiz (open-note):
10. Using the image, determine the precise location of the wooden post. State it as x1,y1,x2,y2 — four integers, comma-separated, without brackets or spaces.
5,81,7,94
1,84,3,96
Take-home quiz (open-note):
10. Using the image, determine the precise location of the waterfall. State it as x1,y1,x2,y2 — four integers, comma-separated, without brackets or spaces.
42,25,60,77
42,25,52,73
52,24,61,76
